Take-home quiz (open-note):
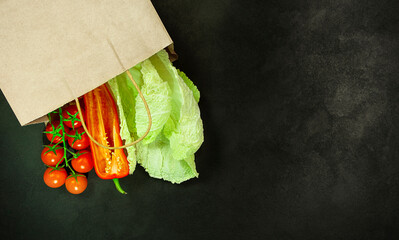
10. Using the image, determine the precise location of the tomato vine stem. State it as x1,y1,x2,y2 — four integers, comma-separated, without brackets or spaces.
54,108,75,175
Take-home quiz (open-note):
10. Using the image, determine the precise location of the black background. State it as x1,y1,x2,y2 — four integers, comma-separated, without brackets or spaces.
1,0,399,239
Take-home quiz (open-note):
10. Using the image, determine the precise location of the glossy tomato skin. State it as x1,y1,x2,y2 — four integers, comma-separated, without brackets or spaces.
62,105,84,129
41,146,64,167
71,150,94,173
68,127,90,150
45,121,63,144
43,168,67,188
65,175,88,194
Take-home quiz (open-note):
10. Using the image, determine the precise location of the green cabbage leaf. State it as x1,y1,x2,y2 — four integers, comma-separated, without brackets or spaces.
135,59,171,145
108,66,143,174
108,49,203,183
149,51,204,161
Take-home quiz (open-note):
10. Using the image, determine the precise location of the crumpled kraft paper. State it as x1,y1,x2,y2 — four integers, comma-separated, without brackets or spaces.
0,0,172,126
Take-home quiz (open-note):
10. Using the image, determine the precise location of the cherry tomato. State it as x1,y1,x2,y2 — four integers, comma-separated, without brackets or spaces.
41,145,64,167
71,150,94,173
65,175,88,194
68,127,90,150
43,168,67,188
62,105,84,129
45,121,63,143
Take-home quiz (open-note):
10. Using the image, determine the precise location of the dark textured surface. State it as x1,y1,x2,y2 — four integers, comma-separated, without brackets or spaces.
1,0,399,239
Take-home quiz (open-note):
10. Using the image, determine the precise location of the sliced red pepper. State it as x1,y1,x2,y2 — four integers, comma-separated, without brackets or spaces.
83,83,129,180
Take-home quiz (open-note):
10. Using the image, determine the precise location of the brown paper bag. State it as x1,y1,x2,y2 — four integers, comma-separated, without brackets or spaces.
0,0,172,126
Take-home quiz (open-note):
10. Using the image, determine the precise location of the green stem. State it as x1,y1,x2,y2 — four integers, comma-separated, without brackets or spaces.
66,148,75,155
56,108,75,174
113,179,127,194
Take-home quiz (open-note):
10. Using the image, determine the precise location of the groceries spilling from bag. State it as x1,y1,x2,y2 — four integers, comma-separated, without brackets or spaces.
41,50,204,194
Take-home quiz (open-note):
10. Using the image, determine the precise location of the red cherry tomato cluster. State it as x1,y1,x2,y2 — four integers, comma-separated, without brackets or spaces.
41,103,92,194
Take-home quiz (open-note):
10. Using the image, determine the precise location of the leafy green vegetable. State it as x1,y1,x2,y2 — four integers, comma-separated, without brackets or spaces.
108,67,143,173
177,69,200,103
149,51,204,161
137,136,198,184
107,49,203,183
109,66,143,137
135,59,171,144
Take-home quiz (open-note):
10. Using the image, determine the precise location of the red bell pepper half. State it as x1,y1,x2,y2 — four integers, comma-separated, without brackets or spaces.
83,84,129,191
